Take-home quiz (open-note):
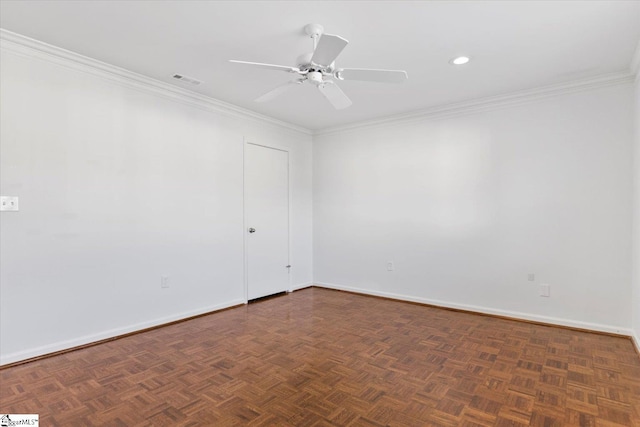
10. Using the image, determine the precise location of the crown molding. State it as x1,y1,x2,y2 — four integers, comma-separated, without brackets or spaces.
1,29,636,138
631,39,640,80
0,29,312,136
314,71,635,137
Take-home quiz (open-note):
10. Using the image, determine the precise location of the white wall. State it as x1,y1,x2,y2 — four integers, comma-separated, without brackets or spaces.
1,32,636,366
633,74,640,347
0,43,313,364
314,84,634,333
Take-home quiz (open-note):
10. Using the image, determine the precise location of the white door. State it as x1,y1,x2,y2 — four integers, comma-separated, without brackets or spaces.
245,143,290,300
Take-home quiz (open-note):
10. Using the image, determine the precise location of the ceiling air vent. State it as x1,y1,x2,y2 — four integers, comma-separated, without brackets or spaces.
172,74,202,85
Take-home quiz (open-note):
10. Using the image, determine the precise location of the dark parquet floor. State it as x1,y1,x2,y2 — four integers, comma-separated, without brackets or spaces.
1,287,639,426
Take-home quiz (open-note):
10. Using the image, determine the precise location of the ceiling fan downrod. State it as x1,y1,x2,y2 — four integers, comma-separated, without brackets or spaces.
304,23,324,50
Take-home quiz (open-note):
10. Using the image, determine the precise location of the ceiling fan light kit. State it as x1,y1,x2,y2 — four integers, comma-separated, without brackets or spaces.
229,23,408,110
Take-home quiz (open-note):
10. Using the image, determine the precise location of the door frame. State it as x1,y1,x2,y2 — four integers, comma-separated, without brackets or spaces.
243,137,293,302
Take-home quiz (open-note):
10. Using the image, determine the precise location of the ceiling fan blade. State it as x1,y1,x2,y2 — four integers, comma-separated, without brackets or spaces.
255,80,303,103
311,34,349,67
336,68,408,83
318,81,352,110
229,60,300,74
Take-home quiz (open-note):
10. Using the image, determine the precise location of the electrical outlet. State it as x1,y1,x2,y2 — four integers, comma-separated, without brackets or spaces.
527,273,535,282
161,276,169,289
539,283,550,297
387,261,395,271
0,196,19,211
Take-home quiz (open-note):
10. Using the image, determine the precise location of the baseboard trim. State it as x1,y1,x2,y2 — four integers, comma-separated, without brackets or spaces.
0,299,245,368
313,282,634,339
632,331,640,357
290,282,314,292
4,287,636,368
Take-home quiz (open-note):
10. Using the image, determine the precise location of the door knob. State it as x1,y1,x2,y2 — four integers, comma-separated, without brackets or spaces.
248,227,256,233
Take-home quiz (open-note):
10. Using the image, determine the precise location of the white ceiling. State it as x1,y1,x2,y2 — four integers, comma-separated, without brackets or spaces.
1,1,639,130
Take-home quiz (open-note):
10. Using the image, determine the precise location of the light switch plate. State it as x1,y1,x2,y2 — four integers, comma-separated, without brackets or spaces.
0,196,19,211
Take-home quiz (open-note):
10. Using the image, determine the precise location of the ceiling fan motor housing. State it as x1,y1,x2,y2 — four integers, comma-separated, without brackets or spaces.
297,53,335,74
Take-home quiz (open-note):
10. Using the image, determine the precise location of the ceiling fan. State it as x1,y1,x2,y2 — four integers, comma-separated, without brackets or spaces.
229,24,408,110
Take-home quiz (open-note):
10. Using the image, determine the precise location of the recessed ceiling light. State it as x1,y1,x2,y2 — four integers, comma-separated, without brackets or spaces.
450,56,470,65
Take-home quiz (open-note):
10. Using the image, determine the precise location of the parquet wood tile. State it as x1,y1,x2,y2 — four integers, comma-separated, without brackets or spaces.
1,287,639,426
